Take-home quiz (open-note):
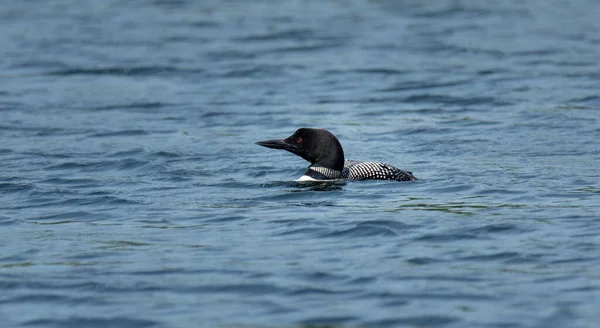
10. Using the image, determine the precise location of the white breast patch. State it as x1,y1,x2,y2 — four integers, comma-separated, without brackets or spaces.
296,175,320,182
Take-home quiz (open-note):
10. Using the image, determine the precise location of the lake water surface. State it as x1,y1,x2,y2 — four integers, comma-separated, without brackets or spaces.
1,0,600,327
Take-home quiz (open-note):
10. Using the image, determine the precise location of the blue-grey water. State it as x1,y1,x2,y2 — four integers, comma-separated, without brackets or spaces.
1,1,599,327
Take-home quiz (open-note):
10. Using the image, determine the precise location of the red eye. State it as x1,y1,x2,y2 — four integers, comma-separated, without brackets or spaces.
297,137,303,144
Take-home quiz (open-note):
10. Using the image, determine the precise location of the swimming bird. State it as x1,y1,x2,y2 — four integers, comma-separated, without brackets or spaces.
256,128,416,182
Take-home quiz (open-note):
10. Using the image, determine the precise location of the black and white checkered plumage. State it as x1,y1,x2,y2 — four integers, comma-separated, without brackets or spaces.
342,160,415,181
256,128,416,182
306,160,415,182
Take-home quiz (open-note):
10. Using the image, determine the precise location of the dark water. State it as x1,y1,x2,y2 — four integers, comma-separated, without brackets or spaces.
1,1,600,327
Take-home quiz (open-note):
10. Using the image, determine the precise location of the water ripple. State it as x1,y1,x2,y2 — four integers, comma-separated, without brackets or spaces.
46,159,150,172
366,316,459,328
22,317,158,328
46,66,195,77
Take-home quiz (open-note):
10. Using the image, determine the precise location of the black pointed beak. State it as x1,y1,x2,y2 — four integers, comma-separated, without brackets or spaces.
255,139,298,152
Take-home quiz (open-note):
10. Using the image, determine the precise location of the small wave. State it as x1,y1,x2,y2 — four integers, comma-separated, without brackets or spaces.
46,158,150,172
351,68,408,75
323,224,400,238
38,178,99,187
405,257,441,265
216,65,289,78
190,20,221,28
90,130,150,137
88,102,168,111
403,94,504,106
234,28,316,42
20,211,113,224
460,251,522,262
379,79,472,92
365,315,459,327
263,42,345,54
288,286,355,296
147,151,181,159
185,283,284,295
0,216,16,226
414,232,482,242
22,317,159,328
274,227,324,237
107,148,145,158
204,215,247,223
466,223,523,235
204,50,256,61
0,182,35,194
46,66,189,77
298,315,359,327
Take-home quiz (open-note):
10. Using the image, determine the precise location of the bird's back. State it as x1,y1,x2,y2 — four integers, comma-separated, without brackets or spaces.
341,160,416,182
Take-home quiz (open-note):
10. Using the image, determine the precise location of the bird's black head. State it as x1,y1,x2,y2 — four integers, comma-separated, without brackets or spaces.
256,128,345,171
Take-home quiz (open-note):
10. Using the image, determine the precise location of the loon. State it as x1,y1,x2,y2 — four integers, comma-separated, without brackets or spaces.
256,128,416,182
